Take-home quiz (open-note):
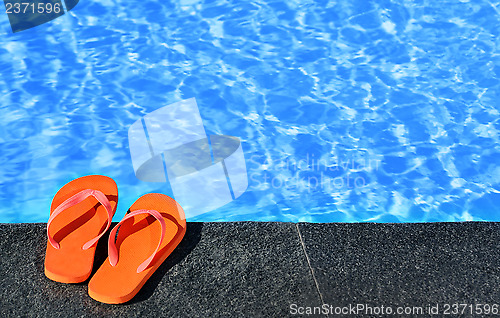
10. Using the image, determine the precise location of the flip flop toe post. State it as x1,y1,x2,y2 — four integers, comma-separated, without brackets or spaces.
88,193,186,304
44,175,118,283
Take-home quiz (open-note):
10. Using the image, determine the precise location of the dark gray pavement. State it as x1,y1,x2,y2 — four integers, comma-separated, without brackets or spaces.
1,222,499,317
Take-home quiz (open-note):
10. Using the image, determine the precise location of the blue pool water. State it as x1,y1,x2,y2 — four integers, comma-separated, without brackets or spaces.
0,0,499,223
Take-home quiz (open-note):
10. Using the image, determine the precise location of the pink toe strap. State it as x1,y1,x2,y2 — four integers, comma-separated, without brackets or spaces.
108,209,167,273
47,189,114,250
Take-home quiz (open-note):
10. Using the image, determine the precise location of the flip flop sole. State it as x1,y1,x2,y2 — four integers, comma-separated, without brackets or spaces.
88,193,186,304
44,175,118,283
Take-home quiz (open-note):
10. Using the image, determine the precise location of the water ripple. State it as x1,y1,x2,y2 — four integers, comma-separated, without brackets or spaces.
0,0,499,222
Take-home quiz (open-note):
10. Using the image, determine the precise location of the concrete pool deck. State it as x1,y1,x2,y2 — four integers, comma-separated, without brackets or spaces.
1,222,500,317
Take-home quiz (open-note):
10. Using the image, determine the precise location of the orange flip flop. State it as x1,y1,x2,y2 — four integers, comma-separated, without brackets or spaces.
44,175,118,283
88,193,186,304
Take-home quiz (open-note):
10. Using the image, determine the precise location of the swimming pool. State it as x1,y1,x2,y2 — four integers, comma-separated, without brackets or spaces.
1,0,499,223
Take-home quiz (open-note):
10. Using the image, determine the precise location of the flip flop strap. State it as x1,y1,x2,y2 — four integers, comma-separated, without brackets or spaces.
47,189,114,250
108,209,167,273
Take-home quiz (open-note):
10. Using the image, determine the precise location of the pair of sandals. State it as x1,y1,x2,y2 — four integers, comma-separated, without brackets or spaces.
44,175,186,304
